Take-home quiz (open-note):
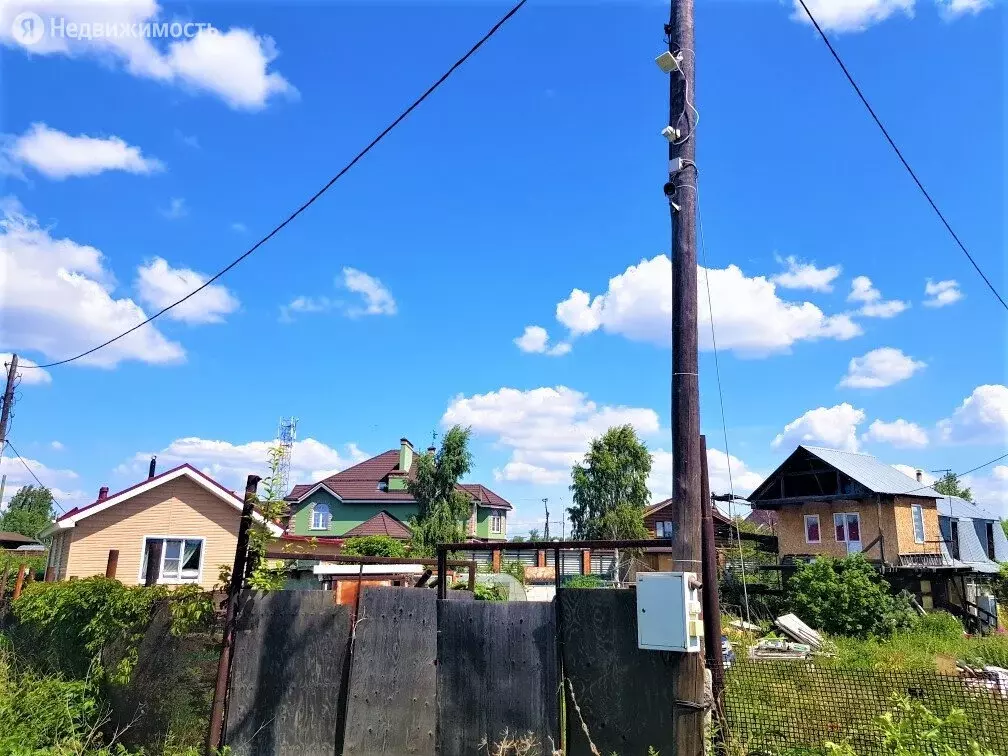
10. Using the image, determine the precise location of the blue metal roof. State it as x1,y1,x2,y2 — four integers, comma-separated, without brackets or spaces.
801,446,943,498
937,495,1007,572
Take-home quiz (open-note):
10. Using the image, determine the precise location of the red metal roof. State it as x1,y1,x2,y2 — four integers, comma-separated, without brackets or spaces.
342,510,413,539
285,448,514,510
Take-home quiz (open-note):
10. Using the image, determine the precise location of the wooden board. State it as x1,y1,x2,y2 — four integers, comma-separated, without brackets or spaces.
559,589,680,756
437,600,558,756
225,590,352,756
343,588,438,756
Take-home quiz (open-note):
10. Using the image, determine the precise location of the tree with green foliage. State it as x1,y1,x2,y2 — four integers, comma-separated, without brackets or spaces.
244,444,290,590
407,425,473,556
0,485,54,539
933,472,972,502
567,425,651,541
789,554,917,639
342,535,407,558
527,528,541,542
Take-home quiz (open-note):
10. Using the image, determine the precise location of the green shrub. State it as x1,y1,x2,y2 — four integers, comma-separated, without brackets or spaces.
10,578,213,683
788,555,917,639
341,535,408,558
472,583,507,601
563,574,601,589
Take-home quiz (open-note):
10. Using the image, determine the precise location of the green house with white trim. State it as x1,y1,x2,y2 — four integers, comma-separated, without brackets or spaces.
283,438,512,541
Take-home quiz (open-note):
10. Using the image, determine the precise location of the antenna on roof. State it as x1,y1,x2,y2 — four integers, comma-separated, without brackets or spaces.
277,417,298,497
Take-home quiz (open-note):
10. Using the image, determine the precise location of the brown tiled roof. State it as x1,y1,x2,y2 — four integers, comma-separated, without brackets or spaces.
342,511,413,539
286,448,513,510
645,497,731,526
458,483,513,511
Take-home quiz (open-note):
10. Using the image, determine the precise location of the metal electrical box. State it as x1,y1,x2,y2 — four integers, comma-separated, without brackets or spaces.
636,571,703,652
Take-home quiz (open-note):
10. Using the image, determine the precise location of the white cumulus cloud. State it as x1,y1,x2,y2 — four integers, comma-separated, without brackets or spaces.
936,0,990,18
773,255,842,292
924,278,963,308
2,123,163,180
0,1,295,111
772,403,866,452
965,465,1008,519
0,353,52,385
892,464,935,486
443,386,661,486
0,197,184,368
135,257,239,324
554,255,861,358
937,384,1008,445
863,419,929,448
790,0,914,32
117,437,370,493
848,276,909,318
839,347,926,389
514,326,571,356
650,447,763,502
0,453,85,510
342,267,397,317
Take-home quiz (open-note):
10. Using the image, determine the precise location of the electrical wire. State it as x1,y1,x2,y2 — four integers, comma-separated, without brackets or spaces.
898,452,1008,497
694,178,752,626
795,0,1008,313
23,0,528,371
4,439,66,513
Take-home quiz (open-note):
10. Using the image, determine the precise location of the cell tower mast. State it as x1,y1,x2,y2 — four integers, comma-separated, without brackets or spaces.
277,417,298,496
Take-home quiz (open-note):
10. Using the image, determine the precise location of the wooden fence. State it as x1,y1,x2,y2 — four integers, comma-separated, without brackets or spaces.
222,587,675,756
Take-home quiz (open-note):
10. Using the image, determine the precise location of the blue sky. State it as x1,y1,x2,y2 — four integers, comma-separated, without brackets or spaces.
1,0,1005,533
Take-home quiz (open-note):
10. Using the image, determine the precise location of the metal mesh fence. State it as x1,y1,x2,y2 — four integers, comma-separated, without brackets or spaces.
723,660,1008,755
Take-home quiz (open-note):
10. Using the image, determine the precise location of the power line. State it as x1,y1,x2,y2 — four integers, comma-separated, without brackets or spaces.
4,439,66,513
694,180,751,625
25,0,528,370
899,452,1008,496
796,0,1008,313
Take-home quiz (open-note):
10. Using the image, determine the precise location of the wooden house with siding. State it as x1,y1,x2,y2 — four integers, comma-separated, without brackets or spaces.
41,462,283,589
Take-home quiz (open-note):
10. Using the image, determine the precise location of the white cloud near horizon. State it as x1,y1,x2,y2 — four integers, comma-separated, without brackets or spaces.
773,403,866,452
135,257,239,324
0,453,85,510
116,437,370,493
2,123,163,180
0,197,184,368
554,255,861,358
0,1,295,110
443,386,661,486
773,255,842,292
840,347,926,389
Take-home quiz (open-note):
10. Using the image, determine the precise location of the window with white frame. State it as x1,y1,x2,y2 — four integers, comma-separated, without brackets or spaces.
912,504,925,544
311,502,331,530
804,514,821,544
490,511,504,534
656,521,675,538
140,537,204,583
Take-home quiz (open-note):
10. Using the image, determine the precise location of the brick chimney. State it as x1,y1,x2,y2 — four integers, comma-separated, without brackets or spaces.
427,445,436,456
98,486,109,501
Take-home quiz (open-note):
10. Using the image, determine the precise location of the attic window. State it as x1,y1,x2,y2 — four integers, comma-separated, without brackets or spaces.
377,481,388,492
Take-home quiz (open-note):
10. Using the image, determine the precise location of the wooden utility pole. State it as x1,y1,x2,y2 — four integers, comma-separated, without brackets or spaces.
207,473,261,754
0,354,18,459
664,0,705,751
